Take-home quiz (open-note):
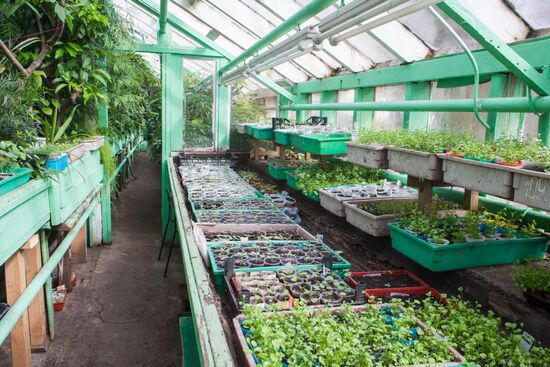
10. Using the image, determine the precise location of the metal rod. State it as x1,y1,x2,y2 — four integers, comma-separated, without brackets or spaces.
218,0,337,75
0,196,99,345
318,0,386,32
331,0,442,44
279,96,550,113
249,40,318,74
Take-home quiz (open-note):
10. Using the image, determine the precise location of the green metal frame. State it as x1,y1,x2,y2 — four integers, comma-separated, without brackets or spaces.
130,43,224,59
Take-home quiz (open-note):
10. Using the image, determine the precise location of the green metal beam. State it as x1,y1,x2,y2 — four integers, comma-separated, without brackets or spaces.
159,0,169,35
97,55,111,245
485,74,508,141
296,93,312,122
279,96,550,113
130,43,224,58
214,60,231,150
438,0,550,96
290,36,550,94
219,0,337,75
320,91,338,123
539,66,550,145
131,0,229,58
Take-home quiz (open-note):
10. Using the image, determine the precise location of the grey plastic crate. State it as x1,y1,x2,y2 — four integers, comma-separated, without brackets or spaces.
513,169,550,211
344,198,416,237
388,147,443,181
442,156,514,199
345,142,388,169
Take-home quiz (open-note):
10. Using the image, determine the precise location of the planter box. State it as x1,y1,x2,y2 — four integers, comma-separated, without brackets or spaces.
48,150,103,225
233,305,466,367
303,190,320,202
346,142,388,169
250,126,273,140
297,133,351,155
388,147,443,181
344,198,417,237
274,130,290,145
0,167,33,196
45,154,69,171
286,171,299,191
189,197,277,216
267,160,315,181
0,179,50,266
512,168,550,211
442,155,514,199
66,143,88,163
84,136,105,151
288,132,303,149
207,241,351,292
319,184,418,217
194,209,295,225
245,125,256,136
389,224,548,272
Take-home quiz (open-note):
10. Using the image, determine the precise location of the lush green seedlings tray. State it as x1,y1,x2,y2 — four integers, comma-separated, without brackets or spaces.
237,123,257,134
267,159,316,181
274,130,291,145
190,198,276,212
196,224,315,244
249,125,274,140
514,262,550,311
0,167,33,196
234,303,467,367
389,224,548,271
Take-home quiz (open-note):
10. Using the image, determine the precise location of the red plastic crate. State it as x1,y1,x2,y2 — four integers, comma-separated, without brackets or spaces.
365,287,443,302
347,270,430,291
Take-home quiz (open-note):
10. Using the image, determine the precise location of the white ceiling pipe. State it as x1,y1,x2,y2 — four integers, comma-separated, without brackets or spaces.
316,0,409,43
247,26,319,67
249,41,322,74
221,63,248,81
221,69,251,85
330,0,443,45
318,0,381,32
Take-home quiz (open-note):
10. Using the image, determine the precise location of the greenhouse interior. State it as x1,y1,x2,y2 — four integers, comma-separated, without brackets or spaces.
1,0,550,366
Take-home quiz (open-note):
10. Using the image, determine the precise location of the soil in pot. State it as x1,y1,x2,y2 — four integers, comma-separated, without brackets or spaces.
299,291,322,305
290,283,312,297
264,257,281,266
297,256,315,265
248,258,265,267
321,291,344,305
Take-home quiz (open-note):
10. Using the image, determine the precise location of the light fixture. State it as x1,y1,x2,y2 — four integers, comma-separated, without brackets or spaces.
248,40,322,74
330,0,443,45
316,0,409,43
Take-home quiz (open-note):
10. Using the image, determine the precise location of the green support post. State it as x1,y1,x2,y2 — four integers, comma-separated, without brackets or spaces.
320,91,338,124
296,93,311,122
98,56,111,245
353,87,374,130
403,82,431,130
539,67,550,145
278,95,290,118
485,74,508,140
179,316,201,367
161,52,184,236
215,60,231,150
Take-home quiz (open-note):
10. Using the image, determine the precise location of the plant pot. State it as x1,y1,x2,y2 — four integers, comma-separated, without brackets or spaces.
464,235,485,243
44,154,69,172
299,291,322,305
264,257,281,266
247,258,265,267
427,238,450,246
290,283,312,297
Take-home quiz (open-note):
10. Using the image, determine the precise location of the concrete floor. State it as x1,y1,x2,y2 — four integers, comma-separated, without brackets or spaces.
1,153,184,366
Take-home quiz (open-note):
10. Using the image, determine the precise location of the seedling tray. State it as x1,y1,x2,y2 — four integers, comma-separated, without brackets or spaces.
207,241,351,291
319,183,417,217
190,197,276,214
346,142,388,169
286,171,299,190
0,167,33,196
267,159,315,181
389,224,548,272
237,123,256,134
194,223,315,244
195,210,295,225
343,198,417,237
388,147,443,181
233,304,467,367
288,132,303,148
296,133,351,155
441,155,514,199
250,125,273,140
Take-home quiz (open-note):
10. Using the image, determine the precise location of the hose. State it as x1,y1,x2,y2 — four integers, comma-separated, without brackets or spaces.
428,6,491,131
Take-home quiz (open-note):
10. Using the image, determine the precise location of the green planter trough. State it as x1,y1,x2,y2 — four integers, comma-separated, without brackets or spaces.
0,167,33,197
297,133,351,155
389,224,548,272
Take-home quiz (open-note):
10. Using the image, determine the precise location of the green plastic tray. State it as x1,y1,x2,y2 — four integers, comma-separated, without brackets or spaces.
267,161,313,181
189,197,276,217
246,125,256,136
297,133,351,155
289,133,303,149
207,241,352,292
274,130,290,145
389,224,548,272
0,167,33,196
250,126,273,140
286,171,299,190
303,190,320,202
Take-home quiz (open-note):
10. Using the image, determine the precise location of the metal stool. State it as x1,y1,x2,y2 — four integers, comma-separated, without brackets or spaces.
158,188,177,277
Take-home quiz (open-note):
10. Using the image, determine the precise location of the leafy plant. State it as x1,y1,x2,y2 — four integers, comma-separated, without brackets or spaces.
513,262,550,293
358,200,417,216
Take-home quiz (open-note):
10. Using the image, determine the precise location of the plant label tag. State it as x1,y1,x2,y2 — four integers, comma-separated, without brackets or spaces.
282,191,288,196
519,332,534,352
315,234,324,244
390,292,409,297
365,273,382,277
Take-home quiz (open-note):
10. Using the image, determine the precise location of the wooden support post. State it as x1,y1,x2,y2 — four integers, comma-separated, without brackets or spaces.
416,179,434,212
277,144,286,160
5,251,32,367
22,235,47,352
464,190,479,211
62,250,72,293
253,140,260,161
70,222,87,264
39,230,55,341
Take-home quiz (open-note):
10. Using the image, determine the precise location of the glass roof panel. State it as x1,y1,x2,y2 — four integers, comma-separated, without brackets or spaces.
506,0,550,30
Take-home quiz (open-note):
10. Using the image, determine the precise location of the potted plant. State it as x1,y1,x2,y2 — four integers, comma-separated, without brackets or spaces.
514,262,550,312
